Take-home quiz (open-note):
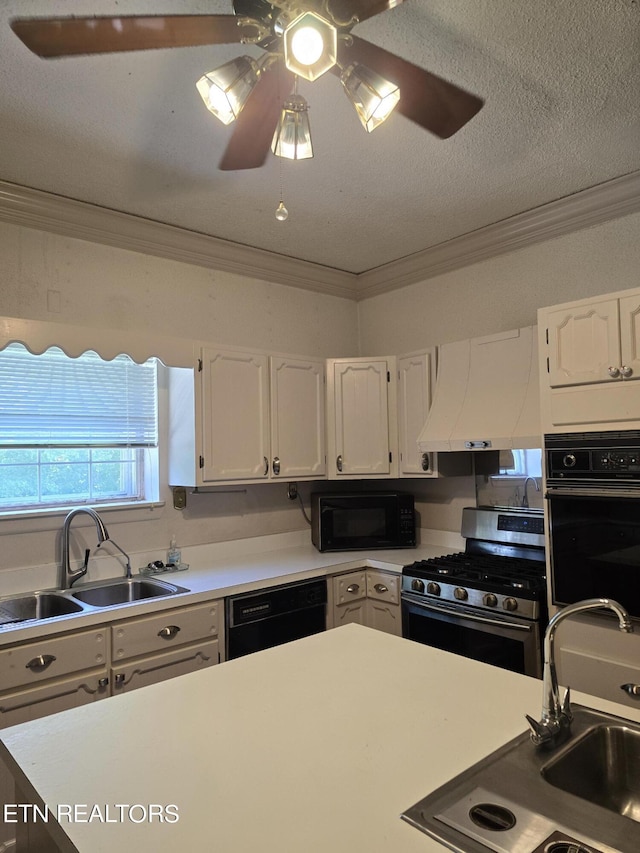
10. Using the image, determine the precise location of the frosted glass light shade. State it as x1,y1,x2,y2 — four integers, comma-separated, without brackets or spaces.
341,63,400,132
284,12,337,82
196,56,260,125
271,94,314,160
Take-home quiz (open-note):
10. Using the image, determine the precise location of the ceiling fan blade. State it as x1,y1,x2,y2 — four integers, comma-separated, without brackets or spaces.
338,35,483,138
325,0,405,26
219,60,294,171
10,15,252,58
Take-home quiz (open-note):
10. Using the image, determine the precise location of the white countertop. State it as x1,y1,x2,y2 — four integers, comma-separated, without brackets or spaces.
3,625,640,853
0,529,460,647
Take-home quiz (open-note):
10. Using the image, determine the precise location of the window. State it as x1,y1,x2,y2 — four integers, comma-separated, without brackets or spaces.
0,344,158,513
498,449,542,478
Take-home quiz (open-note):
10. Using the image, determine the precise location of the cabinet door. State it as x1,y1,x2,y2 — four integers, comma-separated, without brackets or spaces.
112,641,219,694
545,299,621,388
200,348,270,481
619,293,640,382
366,600,402,636
270,356,326,479
398,351,436,476
0,670,108,728
334,601,368,628
330,358,394,477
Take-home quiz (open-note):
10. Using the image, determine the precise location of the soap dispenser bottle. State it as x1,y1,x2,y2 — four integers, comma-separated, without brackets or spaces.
167,535,181,567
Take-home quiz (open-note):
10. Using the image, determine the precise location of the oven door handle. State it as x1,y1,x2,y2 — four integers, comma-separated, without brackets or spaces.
546,486,640,499
402,594,534,632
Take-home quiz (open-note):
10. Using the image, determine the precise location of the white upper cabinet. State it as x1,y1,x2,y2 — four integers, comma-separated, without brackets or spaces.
326,357,398,478
200,347,270,482
169,346,326,486
539,288,640,432
270,355,326,479
397,350,438,476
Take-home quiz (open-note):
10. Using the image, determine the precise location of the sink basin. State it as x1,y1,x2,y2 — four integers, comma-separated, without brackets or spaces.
0,592,83,626
543,724,640,821
402,705,640,853
70,578,187,607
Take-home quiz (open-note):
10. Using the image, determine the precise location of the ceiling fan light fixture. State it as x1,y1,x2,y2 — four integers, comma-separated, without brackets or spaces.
196,55,260,125
341,62,400,132
284,12,337,82
271,93,314,161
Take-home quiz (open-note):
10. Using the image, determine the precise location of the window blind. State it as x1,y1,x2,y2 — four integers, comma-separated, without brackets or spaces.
0,344,158,447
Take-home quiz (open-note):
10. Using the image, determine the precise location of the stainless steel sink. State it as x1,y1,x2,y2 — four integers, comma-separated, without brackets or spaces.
543,724,640,821
402,705,640,853
70,577,188,607
0,592,84,626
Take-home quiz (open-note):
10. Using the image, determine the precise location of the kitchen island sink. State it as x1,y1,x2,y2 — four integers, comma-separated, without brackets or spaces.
402,704,640,853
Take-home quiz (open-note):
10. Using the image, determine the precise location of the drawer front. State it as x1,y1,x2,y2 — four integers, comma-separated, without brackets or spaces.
366,570,399,604
112,600,220,661
558,648,640,710
333,571,367,604
112,640,219,694
0,629,107,692
0,670,108,728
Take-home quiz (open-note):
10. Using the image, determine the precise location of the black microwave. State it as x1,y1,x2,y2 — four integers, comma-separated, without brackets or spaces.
310,492,416,552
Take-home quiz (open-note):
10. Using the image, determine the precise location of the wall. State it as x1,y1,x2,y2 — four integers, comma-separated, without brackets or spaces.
0,221,358,573
357,211,640,532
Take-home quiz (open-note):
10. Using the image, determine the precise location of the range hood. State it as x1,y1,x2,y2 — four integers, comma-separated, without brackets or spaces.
417,326,541,452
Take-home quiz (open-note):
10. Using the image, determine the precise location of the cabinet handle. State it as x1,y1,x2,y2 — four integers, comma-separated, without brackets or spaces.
374,583,388,594
336,454,343,472
98,677,109,688
272,456,280,475
158,625,181,640
346,583,360,594
114,673,126,685
421,452,430,472
608,366,621,378
621,365,634,378
263,456,269,476
25,654,56,672
621,683,640,699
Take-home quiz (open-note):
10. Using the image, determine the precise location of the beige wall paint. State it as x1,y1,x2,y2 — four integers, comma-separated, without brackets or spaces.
357,212,640,355
0,221,358,573
357,211,640,534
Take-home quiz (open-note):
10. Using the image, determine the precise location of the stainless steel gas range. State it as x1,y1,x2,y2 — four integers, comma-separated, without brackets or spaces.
401,507,547,678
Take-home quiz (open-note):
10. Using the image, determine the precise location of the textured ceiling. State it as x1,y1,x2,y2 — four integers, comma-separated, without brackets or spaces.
0,0,638,275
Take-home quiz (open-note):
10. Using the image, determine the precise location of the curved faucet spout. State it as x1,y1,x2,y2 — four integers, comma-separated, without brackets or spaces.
527,598,633,747
61,508,110,589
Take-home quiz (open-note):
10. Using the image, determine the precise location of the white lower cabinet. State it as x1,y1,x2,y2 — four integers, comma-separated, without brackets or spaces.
0,670,108,728
331,569,401,636
111,600,221,693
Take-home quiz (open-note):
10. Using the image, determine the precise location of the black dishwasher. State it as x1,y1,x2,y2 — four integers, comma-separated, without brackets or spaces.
225,577,327,660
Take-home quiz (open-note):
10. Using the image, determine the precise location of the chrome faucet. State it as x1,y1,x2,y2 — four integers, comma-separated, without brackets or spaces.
521,476,540,508
61,508,133,588
61,507,109,589
526,598,633,747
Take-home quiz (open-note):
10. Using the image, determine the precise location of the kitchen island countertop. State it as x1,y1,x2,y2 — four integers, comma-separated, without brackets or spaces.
2,624,640,853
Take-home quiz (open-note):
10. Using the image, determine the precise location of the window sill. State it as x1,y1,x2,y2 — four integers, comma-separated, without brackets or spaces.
0,501,166,533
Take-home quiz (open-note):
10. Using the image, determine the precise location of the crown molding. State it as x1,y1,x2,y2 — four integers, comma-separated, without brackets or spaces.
0,181,358,301
0,172,638,303
355,170,640,299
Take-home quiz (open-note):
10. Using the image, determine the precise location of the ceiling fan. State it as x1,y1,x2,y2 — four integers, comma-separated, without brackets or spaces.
10,0,484,171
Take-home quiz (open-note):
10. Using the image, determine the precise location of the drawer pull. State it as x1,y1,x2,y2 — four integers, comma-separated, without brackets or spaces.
158,625,181,640
98,677,109,688
25,654,56,672
346,584,360,594
374,583,388,594
621,683,640,699
114,673,126,685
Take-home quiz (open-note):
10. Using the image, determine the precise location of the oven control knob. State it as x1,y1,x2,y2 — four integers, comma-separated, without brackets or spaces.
454,587,468,601
503,597,518,612
411,578,425,593
562,454,577,468
426,582,441,597
483,593,498,608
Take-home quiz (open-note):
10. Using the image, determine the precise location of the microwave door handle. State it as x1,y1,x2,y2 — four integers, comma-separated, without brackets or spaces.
546,487,640,499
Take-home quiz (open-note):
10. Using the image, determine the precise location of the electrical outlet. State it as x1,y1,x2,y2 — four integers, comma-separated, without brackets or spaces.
172,487,187,510
287,483,298,500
